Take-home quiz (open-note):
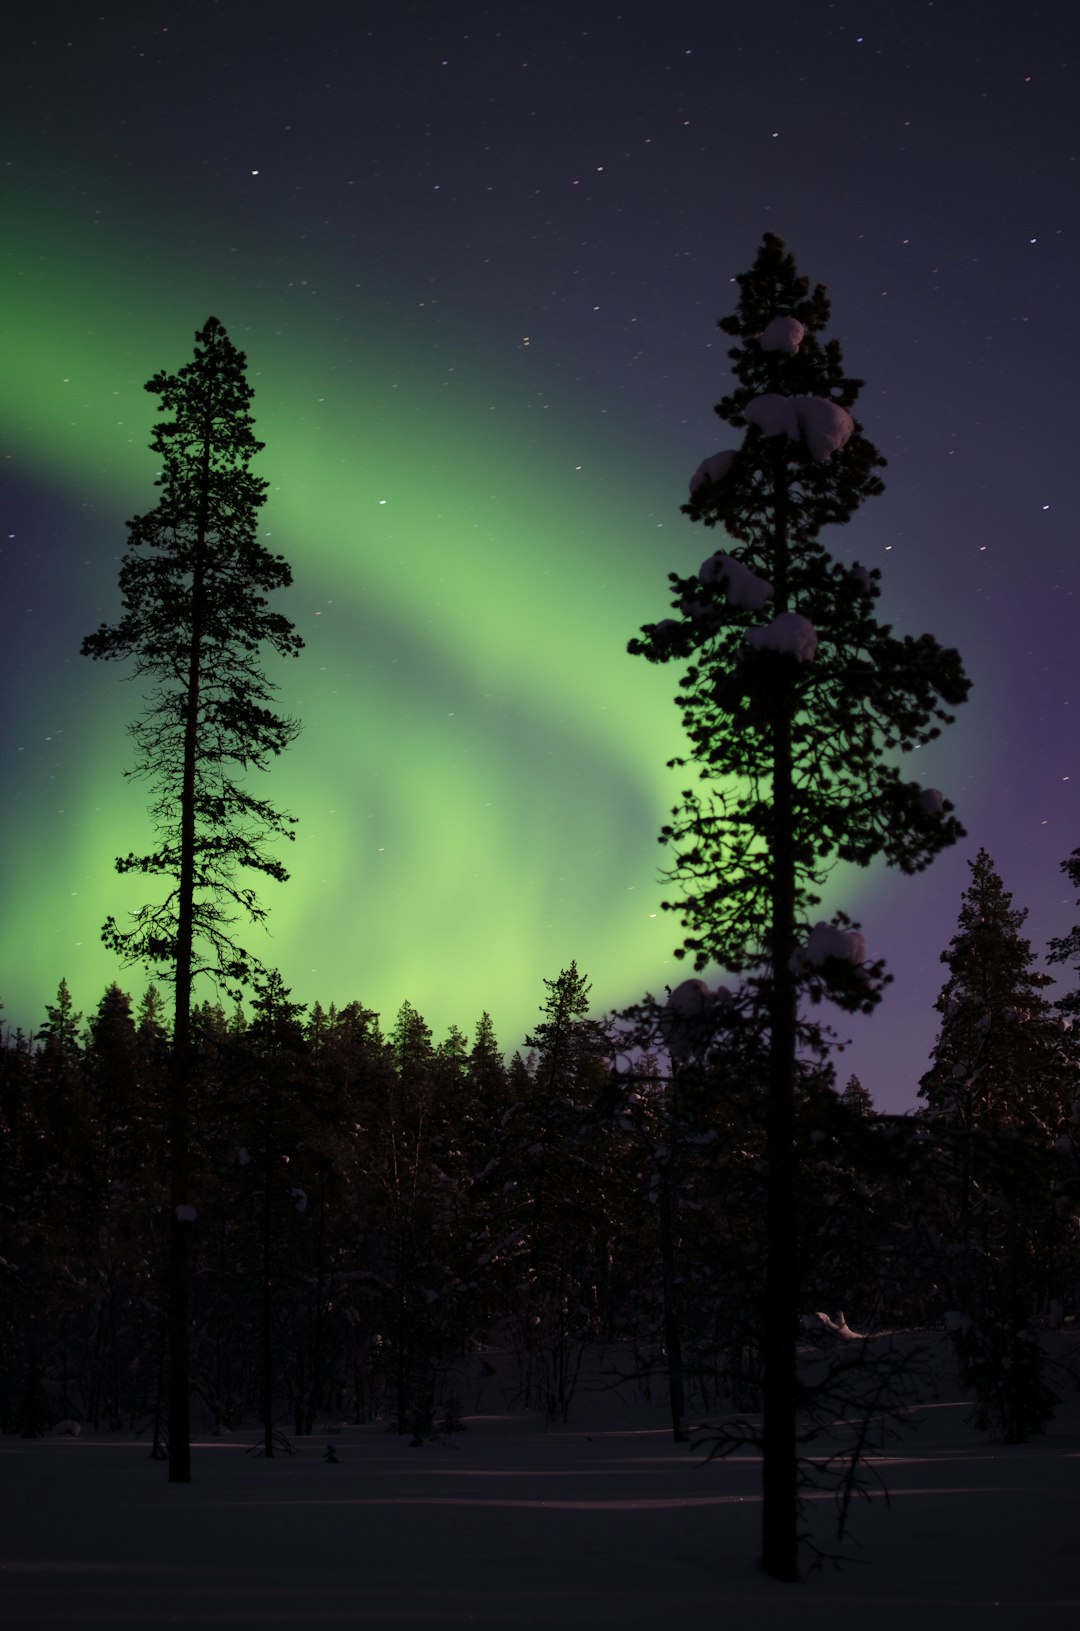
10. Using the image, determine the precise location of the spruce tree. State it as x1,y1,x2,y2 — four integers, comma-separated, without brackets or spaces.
919,850,1073,1438
516,965,614,1419
36,978,83,1070
920,849,1071,1138
629,235,970,1578
467,1012,509,1112
525,963,611,1097
35,979,89,1173
840,1073,874,1117
82,317,301,1481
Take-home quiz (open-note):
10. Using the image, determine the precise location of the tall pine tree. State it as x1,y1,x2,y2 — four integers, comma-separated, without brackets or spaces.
82,317,301,1482
630,235,969,1578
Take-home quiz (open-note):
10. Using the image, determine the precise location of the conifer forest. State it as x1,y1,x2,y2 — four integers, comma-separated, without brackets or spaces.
4,240,1080,1585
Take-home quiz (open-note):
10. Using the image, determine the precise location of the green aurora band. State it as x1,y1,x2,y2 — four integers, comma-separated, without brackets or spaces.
1,209,694,1043
1,203,888,1047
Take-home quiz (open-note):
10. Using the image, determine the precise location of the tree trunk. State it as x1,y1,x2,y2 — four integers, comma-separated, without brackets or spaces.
261,1078,275,1458
150,1317,168,1460
657,1148,687,1442
760,455,800,1582
166,1045,192,1482
166,407,212,1485
760,714,799,1581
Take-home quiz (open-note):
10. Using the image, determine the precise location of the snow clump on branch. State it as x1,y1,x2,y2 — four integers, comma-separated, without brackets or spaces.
700,551,773,612
665,978,728,1019
746,611,818,662
678,595,723,631
796,396,855,460
689,449,738,494
660,978,732,1061
742,393,855,461
759,314,806,354
743,394,800,440
797,922,867,969
808,1311,868,1340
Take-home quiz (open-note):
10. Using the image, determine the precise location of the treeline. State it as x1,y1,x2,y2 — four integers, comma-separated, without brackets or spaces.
1,963,633,1441
3,856,1079,1448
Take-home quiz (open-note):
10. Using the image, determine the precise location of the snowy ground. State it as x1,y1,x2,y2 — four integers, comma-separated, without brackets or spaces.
3,1337,1079,1629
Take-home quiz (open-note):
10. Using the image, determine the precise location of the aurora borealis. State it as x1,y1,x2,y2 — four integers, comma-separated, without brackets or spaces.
4,4,1080,1108
3,205,681,1030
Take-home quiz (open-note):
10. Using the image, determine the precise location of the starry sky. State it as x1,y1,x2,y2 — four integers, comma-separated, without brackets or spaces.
3,1,1078,1109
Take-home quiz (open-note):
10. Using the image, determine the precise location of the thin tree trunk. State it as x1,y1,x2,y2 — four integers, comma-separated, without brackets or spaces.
760,455,800,1582
396,1284,409,1435
760,785,799,1581
166,406,213,1485
261,1076,275,1457
151,1316,168,1460
657,1147,687,1442
169,764,196,1482
166,1045,192,1482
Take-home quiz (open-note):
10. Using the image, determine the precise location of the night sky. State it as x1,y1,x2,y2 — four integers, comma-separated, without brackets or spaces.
3,2,1078,1110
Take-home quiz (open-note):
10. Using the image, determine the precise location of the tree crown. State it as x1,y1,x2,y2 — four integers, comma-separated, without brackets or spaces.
81,317,302,996
629,236,969,1000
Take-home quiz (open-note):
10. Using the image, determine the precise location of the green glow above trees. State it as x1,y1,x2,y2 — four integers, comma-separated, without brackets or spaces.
0,214,679,1035
1,213,967,1046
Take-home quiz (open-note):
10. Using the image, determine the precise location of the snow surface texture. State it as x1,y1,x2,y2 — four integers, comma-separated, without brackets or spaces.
4,1334,1079,1630
747,611,818,662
